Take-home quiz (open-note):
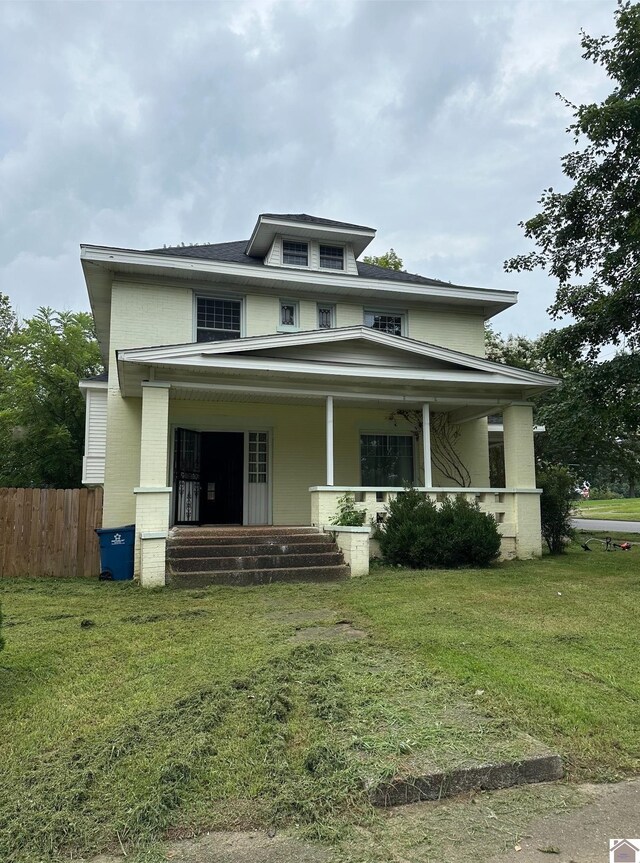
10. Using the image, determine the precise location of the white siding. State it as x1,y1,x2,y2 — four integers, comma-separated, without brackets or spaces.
82,386,107,485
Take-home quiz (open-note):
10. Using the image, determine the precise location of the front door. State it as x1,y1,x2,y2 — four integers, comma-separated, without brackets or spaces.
199,432,244,524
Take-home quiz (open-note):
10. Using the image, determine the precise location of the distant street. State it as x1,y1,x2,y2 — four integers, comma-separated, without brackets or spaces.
572,518,640,534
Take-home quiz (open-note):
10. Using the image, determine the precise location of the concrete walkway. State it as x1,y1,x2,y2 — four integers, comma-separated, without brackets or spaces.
488,778,640,863
572,517,640,534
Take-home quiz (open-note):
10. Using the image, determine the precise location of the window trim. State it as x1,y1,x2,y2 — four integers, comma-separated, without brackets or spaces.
316,303,336,329
318,243,345,271
194,292,244,343
278,298,300,332
281,238,310,268
359,430,416,487
363,308,407,337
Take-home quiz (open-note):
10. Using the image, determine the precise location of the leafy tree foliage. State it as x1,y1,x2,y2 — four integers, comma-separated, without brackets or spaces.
362,248,404,270
505,1,640,363
501,3,640,494
486,325,639,494
0,301,103,488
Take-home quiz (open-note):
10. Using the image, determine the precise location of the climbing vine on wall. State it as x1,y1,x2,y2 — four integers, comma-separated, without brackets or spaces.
388,409,472,488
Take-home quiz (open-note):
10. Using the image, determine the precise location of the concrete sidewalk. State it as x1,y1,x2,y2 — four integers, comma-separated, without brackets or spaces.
489,778,640,863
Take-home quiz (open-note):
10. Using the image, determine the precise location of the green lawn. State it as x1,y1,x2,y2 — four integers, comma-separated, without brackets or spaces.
577,497,640,520
0,543,638,862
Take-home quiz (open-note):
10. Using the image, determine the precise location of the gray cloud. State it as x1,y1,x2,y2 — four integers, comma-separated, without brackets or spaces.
0,0,616,335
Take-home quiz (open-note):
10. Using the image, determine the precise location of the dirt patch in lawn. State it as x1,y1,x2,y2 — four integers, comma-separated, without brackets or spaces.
290,622,368,642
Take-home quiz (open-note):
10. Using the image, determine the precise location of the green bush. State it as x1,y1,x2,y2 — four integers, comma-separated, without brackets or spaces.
378,489,501,569
538,465,576,554
330,493,366,527
589,488,623,500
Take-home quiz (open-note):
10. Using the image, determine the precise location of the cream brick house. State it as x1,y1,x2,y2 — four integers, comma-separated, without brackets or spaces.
80,213,558,586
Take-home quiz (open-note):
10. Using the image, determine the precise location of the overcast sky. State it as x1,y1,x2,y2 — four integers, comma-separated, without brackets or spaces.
0,0,616,337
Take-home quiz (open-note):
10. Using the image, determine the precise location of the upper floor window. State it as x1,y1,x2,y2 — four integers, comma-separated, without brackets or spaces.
319,244,344,270
364,309,405,337
196,296,241,342
282,240,308,267
317,304,335,329
279,300,299,330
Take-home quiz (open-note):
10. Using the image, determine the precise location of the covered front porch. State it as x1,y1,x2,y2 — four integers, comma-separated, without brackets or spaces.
115,327,556,586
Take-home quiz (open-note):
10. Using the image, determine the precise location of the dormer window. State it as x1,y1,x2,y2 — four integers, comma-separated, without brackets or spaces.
319,244,344,270
282,240,308,267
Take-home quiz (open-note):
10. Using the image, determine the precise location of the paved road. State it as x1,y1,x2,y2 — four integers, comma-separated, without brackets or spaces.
572,517,640,534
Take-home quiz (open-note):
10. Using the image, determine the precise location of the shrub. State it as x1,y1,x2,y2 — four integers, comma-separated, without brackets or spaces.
378,489,501,569
330,493,366,527
538,465,576,554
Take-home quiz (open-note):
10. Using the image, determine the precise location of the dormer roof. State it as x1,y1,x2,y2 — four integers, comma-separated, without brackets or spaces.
245,212,376,257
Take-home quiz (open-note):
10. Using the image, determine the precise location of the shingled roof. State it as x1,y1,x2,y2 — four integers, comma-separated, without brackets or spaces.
147,239,458,289
258,213,376,231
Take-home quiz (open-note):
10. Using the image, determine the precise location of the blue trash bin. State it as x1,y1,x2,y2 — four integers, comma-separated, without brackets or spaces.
95,524,135,581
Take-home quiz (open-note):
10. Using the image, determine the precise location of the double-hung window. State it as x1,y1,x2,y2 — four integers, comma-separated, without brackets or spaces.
196,296,241,342
282,240,308,267
360,434,414,486
319,244,344,270
364,309,405,337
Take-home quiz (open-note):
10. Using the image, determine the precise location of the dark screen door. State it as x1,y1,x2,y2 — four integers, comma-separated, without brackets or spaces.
174,428,202,524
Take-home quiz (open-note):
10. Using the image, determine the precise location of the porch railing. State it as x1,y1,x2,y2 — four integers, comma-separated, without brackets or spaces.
309,486,542,541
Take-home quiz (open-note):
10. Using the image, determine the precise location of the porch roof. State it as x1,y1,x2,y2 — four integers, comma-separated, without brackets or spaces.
116,327,559,413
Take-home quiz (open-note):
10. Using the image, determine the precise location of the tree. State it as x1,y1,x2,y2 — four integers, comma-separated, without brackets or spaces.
0,305,103,488
485,326,639,494
362,248,404,270
484,324,549,372
505,1,640,362
503,2,640,492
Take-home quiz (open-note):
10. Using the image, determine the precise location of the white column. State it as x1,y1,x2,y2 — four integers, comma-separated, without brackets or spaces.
135,382,171,587
326,395,334,486
422,403,432,488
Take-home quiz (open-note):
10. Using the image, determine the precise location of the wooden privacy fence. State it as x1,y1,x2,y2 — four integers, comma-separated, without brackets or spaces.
0,488,103,578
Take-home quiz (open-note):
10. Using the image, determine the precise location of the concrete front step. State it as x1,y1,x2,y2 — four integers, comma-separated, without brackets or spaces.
170,564,349,587
168,541,336,559
169,532,332,547
171,552,344,572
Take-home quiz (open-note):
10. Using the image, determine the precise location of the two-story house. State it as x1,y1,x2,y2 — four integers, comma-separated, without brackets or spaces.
80,213,558,586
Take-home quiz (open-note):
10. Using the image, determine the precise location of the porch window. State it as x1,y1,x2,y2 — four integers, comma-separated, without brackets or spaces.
248,432,268,484
364,309,405,337
196,297,241,342
360,434,414,486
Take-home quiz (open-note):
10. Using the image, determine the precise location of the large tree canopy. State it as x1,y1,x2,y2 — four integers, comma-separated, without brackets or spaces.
505,0,640,362
0,300,103,488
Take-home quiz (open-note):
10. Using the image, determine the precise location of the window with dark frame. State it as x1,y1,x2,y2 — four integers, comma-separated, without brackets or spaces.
360,434,414,486
317,304,335,329
196,297,241,342
364,310,404,336
319,244,344,270
282,241,309,266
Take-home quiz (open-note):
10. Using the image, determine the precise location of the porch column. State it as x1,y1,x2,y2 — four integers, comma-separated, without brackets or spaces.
502,403,541,559
422,403,432,487
134,382,172,587
326,395,334,486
